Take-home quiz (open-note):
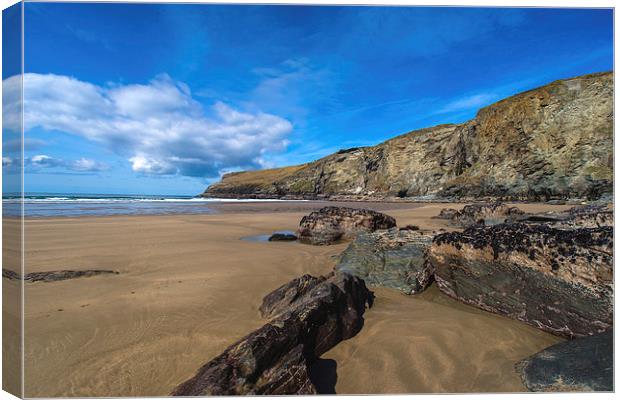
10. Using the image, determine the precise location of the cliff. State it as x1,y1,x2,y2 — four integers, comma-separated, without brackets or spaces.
204,71,613,201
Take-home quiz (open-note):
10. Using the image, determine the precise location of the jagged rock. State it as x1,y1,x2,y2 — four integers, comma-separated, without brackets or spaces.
516,330,613,392
204,72,612,201
437,209,456,219
436,202,525,227
2,269,119,282
259,274,326,319
517,204,613,229
268,232,298,242
171,272,372,396
335,228,434,294
437,208,459,219
296,206,396,245
428,224,613,338
559,205,614,228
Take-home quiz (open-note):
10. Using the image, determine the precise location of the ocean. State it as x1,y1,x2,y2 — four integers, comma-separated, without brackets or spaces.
2,193,292,217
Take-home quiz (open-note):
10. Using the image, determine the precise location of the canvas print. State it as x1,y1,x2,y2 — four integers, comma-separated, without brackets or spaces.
1,2,614,397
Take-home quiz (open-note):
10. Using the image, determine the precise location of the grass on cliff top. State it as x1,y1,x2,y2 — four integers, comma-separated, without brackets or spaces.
220,164,308,185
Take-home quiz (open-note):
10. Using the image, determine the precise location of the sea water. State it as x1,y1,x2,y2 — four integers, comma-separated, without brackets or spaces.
2,193,295,217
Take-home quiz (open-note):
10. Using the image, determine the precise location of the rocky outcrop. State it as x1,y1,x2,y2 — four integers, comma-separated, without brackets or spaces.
555,205,613,229
204,72,613,201
335,228,434,294
516,330,613,392
171,272,372,396
517,204,614,229
428,224,613,338
436,202,525,227
297,206,396,245
2,269,119,282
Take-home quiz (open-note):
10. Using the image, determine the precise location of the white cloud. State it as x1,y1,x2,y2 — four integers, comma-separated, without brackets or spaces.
30,154,64,168
71,158,109,172
438,93,499,114
23,154,108,173
4,73,293,178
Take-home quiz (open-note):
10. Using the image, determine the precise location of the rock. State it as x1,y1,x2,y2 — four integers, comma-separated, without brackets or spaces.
2,269,119,282
259,274,326,319
296,206,396,245
268,232,298,242
559,205,614,229
399,224,420,231
2,268,20,281
204,72,612,201
335,228,434,294
428,224,613,338
437,208,459,219
517,204,613,229
171,272,372,396
516,330,613,392
437,202,525,227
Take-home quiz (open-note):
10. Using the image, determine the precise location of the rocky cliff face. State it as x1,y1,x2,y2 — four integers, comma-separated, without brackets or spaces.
204,72,613,201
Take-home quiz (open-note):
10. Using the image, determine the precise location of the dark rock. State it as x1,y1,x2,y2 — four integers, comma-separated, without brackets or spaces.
171,272,372,396
516,214,567,224
2,268,20,281
268,232,298,242
297,206,396,245
2,269,119,282
437,202,525,227
399,224,420,231
25,269,119,282
516,330,613,392
259,274,326,319
429,224,612,338
437,208,459,220
335,228,434,294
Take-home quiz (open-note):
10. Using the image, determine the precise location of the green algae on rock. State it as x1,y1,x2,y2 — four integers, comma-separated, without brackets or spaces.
335,228,434,295
428,223,613,338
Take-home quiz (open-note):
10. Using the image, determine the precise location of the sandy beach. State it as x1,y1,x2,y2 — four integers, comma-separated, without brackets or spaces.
18,202,570,397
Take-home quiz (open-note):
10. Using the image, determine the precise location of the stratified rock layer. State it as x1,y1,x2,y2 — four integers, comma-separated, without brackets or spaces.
436,202,525,227
297,206,396,245
259,274,327,319
205,72,613,201
171,272,372,396
428,224,613,338
335,228,434,294
516,330,613,392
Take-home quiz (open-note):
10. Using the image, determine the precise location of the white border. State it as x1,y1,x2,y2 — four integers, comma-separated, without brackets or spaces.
0,1,617,400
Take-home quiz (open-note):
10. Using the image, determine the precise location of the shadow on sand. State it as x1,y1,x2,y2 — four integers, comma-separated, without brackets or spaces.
308,358,338,394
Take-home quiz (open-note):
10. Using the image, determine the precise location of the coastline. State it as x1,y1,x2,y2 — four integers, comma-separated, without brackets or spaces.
19,202,570,396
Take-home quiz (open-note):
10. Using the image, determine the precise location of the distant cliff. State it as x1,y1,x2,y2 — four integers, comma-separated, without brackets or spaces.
203,71,613,201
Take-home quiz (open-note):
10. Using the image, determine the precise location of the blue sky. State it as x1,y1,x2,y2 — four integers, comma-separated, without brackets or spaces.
3,4,613,195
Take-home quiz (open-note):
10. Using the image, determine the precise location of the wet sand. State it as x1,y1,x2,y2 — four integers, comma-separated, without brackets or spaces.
18,202,569,396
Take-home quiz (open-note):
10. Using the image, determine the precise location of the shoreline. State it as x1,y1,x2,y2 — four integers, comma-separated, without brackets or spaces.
4,197,588,220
